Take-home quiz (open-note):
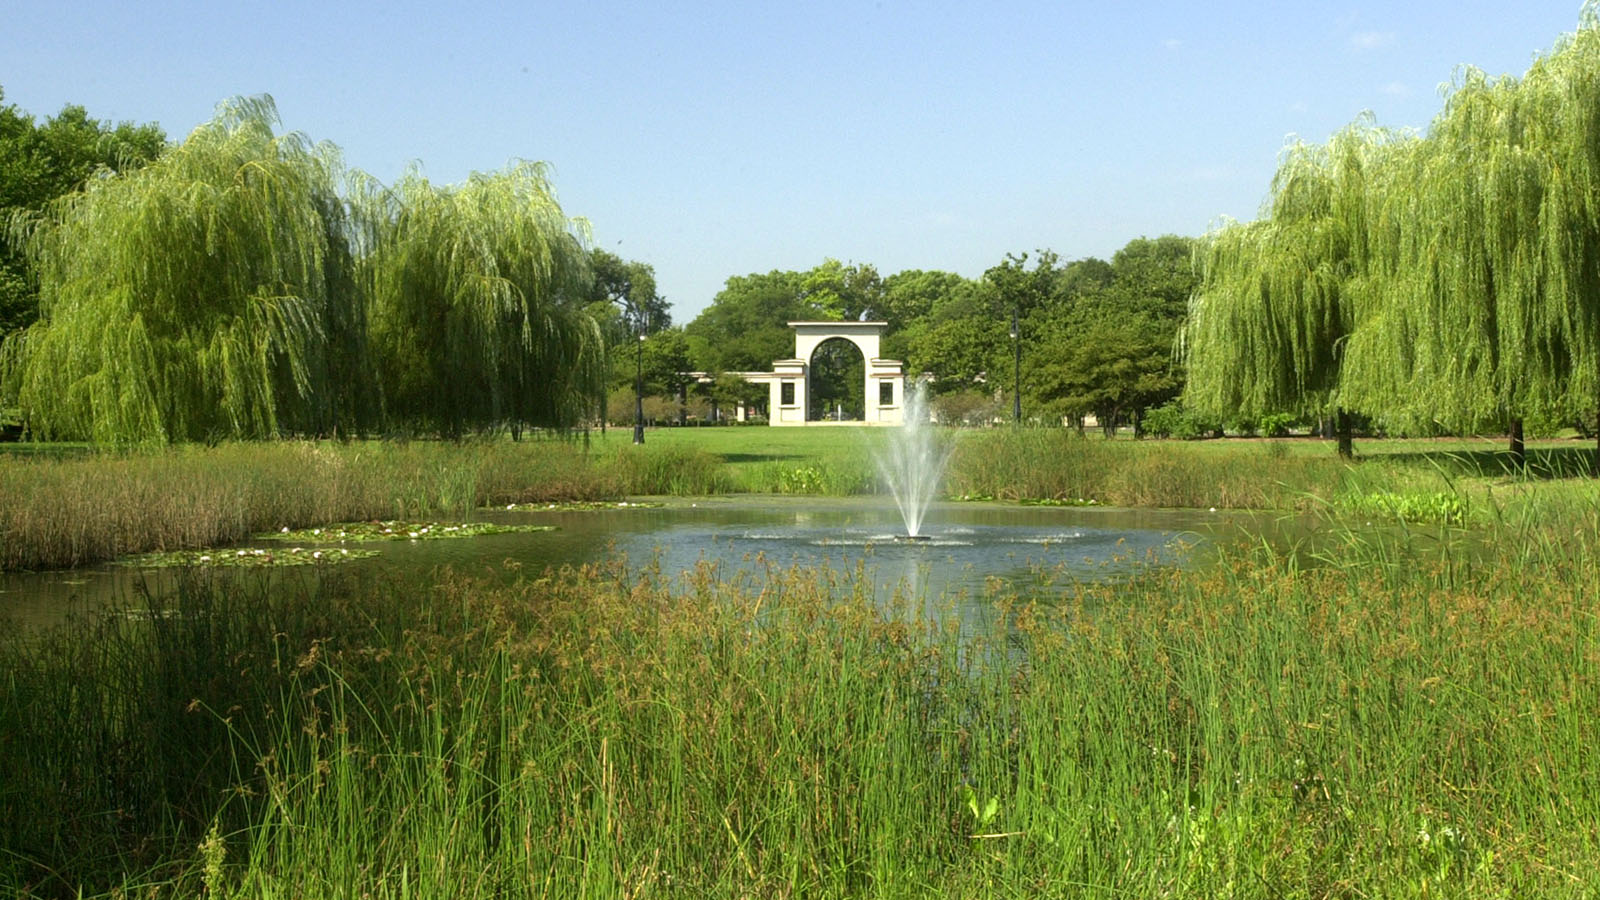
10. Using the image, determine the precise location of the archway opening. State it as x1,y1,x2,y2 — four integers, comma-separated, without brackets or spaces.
808,337,865,421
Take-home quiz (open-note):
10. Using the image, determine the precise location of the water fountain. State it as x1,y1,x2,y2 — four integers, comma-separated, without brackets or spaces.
874,380,955,540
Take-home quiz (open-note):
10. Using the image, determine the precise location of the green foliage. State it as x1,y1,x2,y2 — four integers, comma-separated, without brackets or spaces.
3,96,359,443
1257,412,1298,438
261,521,557,542
776,464,828,493
0,439,629,571
365,162,601,437
945,427,1354,508
806,337,865,420
0,88,166,337
799,257,882,321
684,269,812,373
117,546,381,567
1341,490,1468,525
1141,400,1218,440
1185,13,1600,457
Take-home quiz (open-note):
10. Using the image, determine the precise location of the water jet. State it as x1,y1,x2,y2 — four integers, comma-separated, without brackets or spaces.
875,381,954,540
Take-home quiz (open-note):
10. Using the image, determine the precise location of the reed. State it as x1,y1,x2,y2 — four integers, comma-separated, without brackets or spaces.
4,497,1599,897
5,430,1595,572
0,439,726,571
945,429,1356,508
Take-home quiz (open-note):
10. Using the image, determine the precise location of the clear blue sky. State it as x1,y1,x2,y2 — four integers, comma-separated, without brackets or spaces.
1,1,1586,321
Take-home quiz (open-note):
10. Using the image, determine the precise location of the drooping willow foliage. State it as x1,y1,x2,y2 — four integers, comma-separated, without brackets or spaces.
1185,8,1600,454
1,97,366,443
363,164,602,438
1184,122,1408,423
0,97,606,443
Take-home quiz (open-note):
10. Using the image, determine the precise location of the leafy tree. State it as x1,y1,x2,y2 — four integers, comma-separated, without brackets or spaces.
588,248,669,334
906,313,1007,395
799,258,883,321
365,161,600,438
807,337,865,420
1034,308,1180,435
706,371,767,419
685,269,813,373
584,248,668,428
983,250,1060,320
1183,123,1395,455
880,269,977,363
1187,10,1600,469
1343,45,1600,464
0,88,166,337
1028,238,1194,434
2,96,359,443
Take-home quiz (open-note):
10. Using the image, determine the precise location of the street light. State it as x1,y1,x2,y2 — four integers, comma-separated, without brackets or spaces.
1010,307,1021,425
633,330,646,445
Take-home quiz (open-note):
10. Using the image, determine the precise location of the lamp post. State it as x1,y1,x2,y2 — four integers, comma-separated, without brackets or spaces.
633,330,645,445
1010,308,1021,425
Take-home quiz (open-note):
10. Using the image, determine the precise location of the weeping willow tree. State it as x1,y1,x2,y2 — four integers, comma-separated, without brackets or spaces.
1345,23,1600,464
1329,31,1600,468
1183,122,1407,456
0,96,371,443
1188,7,1600,468
364,163,603,437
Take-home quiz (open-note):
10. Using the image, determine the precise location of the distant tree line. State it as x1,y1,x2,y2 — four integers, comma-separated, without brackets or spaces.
657,240,1196,432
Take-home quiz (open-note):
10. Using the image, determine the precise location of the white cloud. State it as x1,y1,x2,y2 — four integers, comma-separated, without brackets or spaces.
1163,38,1182,50
1289,100,1309,113
1350,30,1395,51
1379,81,1411,97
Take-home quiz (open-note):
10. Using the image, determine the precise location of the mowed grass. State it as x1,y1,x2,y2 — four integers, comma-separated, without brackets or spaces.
5,498,1600,898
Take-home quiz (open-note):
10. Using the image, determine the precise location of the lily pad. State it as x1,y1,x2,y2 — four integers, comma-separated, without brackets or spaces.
493,500,664,512
260,521,557,543
1020,497,1101,507
118,547,381,568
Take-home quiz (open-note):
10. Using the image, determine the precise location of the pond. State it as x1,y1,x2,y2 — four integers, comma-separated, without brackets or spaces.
0,496,1297,630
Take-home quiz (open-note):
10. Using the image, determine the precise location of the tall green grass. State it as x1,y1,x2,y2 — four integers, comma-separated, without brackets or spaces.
0,439,730,571
946,429,1362,508
6,429,1597,572
5,499,1600,897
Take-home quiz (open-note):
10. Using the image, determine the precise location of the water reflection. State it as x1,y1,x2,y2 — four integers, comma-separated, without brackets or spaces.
1,497,1281,630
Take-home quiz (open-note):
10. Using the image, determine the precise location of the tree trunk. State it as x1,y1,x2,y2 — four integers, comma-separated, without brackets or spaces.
1509,418,1526,470
1336,408,1353,459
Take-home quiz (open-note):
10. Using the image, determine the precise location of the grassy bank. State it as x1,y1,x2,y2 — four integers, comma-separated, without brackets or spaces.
0,439,731,571
4,501,1599,897
5,429,1598,572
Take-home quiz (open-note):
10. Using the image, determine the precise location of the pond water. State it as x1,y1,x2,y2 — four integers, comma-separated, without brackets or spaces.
0,497,1297,630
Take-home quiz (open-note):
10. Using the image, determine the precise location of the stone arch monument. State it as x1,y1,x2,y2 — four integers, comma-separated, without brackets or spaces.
739,321,905,426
